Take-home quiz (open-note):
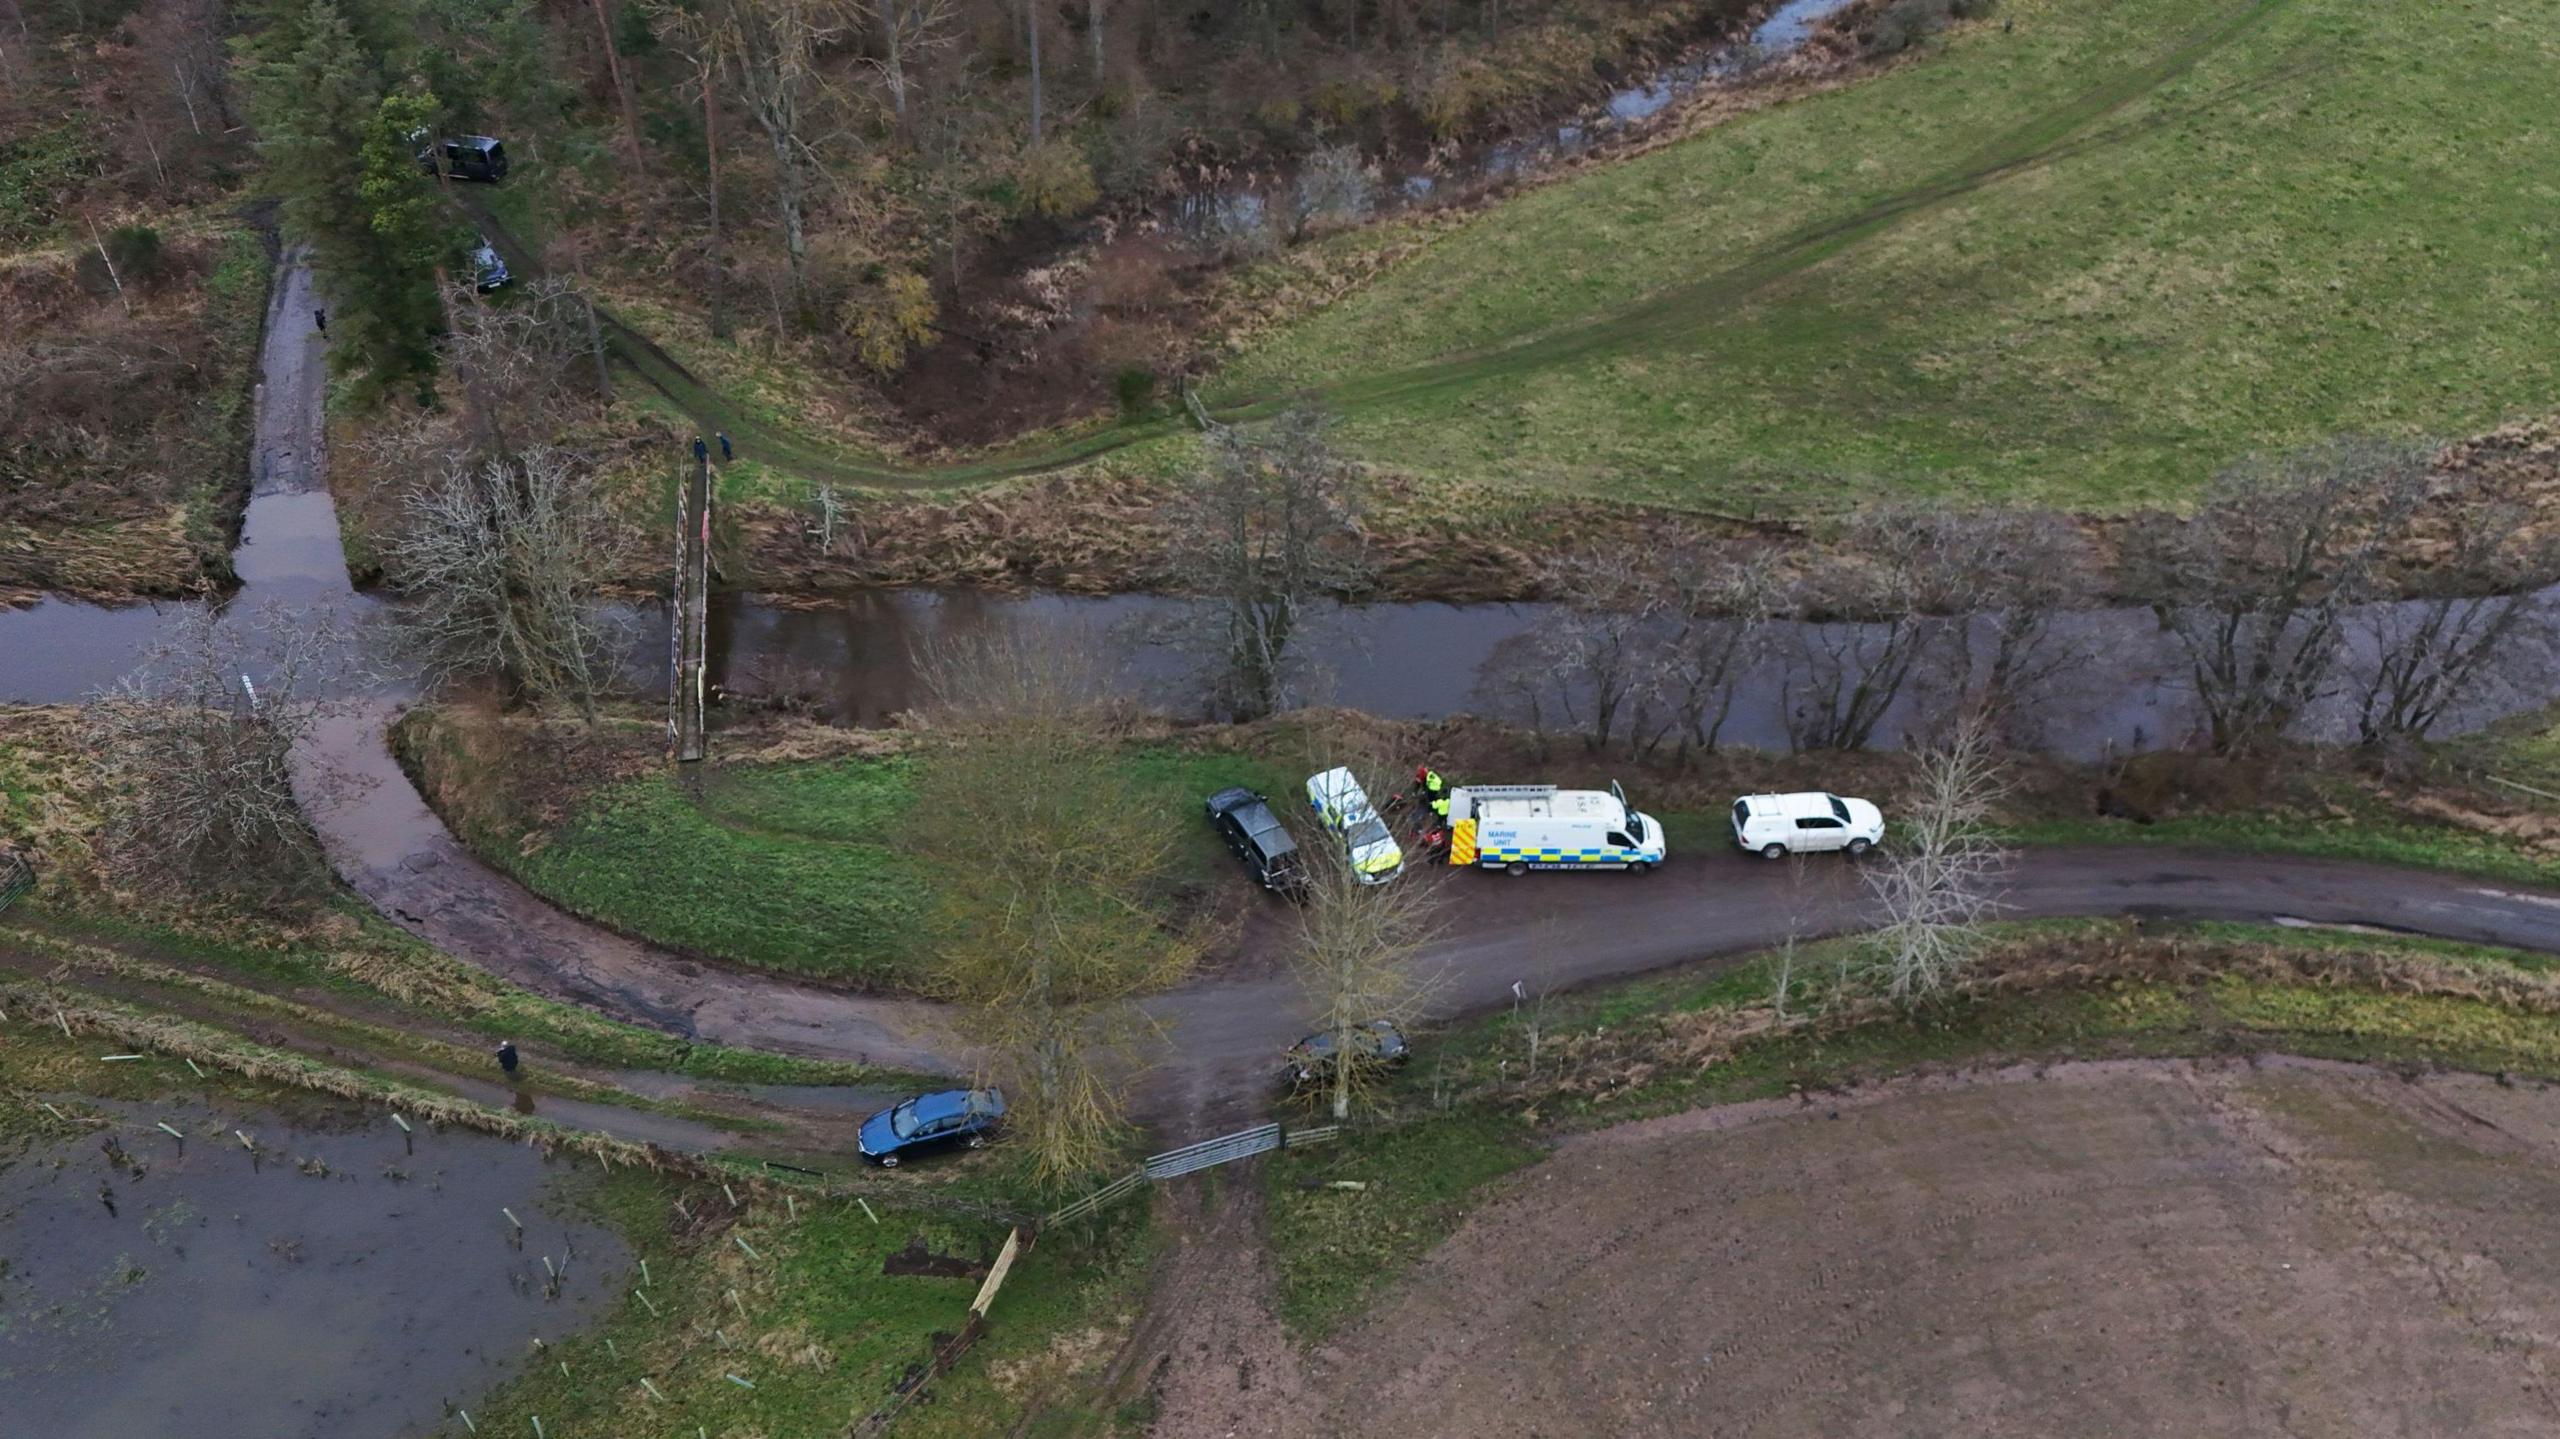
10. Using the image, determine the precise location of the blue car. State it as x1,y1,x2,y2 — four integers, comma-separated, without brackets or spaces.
857,1088,1005,1167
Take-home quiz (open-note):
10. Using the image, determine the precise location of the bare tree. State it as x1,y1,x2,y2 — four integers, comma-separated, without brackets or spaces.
655,0,852,306
1784,509,1944,752
871,0,950,127
1905,508,2093,738
909,630,1202,1184
83,608,340,908
378,448,624,721
589,0,647,165
439,277,601,460
1023,0,1045,144
1286,145,1375,239
1533,552,1658,753
1858,716,2009,1004
1288,758,1445,1119
1640,549,1779,762
1165,407,1372,720
2356,485,2560,751
2128,438,2424,754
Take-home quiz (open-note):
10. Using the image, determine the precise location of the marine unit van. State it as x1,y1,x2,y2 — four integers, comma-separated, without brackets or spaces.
1448,782,1665,873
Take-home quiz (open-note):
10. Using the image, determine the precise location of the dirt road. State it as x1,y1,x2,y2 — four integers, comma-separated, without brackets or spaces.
247,249,2560,1110
1306,1056,2560,1436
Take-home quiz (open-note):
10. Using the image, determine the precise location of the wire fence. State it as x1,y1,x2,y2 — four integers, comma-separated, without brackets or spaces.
0,852,33,916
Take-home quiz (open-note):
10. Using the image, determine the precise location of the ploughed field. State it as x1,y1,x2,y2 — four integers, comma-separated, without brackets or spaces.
1305,1058,2560,1435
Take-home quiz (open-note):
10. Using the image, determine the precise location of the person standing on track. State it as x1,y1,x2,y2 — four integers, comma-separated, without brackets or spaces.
313,307,326,335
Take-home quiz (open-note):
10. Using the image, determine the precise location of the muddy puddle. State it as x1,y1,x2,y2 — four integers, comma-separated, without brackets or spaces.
0,1099,629,1439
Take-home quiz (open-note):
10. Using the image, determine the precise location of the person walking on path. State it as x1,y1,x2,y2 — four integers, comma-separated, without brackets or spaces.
717,431,733,462
496,1040,520,1076
692,436,709,465
313,307,326,335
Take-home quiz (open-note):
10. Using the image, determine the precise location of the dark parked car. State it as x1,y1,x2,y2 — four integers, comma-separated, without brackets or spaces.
1284,1019,1410,1087
418,134,509,182
469,240,510,292
1205,786,1306,896
857,1088,1004,1168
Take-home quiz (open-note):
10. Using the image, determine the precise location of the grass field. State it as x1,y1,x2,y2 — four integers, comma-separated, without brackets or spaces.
508,746,1300,986
1216,0,2560,514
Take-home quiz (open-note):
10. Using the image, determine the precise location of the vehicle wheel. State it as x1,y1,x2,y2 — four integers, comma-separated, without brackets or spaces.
1846,838,1874,857
966,1134,988,1150
879,1154,900,1168
1759,843,1787,861
1632,860,1657,874
1506,862,1528,876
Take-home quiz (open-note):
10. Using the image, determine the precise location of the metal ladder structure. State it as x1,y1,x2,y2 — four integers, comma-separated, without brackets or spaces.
671,452,712,763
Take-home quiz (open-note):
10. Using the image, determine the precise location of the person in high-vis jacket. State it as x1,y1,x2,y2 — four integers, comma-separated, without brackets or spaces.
1414,765,1450,820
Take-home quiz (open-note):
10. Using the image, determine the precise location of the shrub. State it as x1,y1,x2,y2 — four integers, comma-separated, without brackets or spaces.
107,225,167,285
838,267,939,374
1868,0,1989,55
1016,138,1101,219
1113,366,1158,416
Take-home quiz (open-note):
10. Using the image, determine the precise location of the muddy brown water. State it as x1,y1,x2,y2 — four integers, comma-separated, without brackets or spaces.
0,1099,628,1439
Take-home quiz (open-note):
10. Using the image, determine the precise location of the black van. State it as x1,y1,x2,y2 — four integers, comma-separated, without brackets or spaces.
1204,786,1307,897
418,135,509,183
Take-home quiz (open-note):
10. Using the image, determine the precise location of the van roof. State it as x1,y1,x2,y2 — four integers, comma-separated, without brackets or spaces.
1736,792,1842,820
1467,787,1627,825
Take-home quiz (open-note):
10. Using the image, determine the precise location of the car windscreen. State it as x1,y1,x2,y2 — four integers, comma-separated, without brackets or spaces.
1828,795,1851,822
1732,800,1749,826
1346,816,1390,850
889,1100,921,1137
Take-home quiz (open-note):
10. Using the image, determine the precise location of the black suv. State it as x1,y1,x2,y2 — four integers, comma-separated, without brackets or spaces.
418,135,509,182
1205,786,1306,896
1284,1019,1411,1088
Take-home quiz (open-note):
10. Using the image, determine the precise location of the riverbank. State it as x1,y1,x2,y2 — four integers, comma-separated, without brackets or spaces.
0,218,273,607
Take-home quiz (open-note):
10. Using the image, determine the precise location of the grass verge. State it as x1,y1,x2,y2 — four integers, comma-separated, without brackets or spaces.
461,1173,1155,1438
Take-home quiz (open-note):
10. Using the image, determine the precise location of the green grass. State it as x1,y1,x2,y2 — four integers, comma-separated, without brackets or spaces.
1261,1111,1542,1339
464,1173,1154,1438
1215,0,2560,514
1263,920,2560,1338
2008,811,2560,889
508,746,1299,985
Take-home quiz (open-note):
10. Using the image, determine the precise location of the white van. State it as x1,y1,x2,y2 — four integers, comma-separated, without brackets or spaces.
1730,791,1885,859
1449,782,1666,874
1305,767,1404,884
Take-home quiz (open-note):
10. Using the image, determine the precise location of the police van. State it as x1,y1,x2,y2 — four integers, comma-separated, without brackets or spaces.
1305,767,1405,884
1448,782,1666,874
